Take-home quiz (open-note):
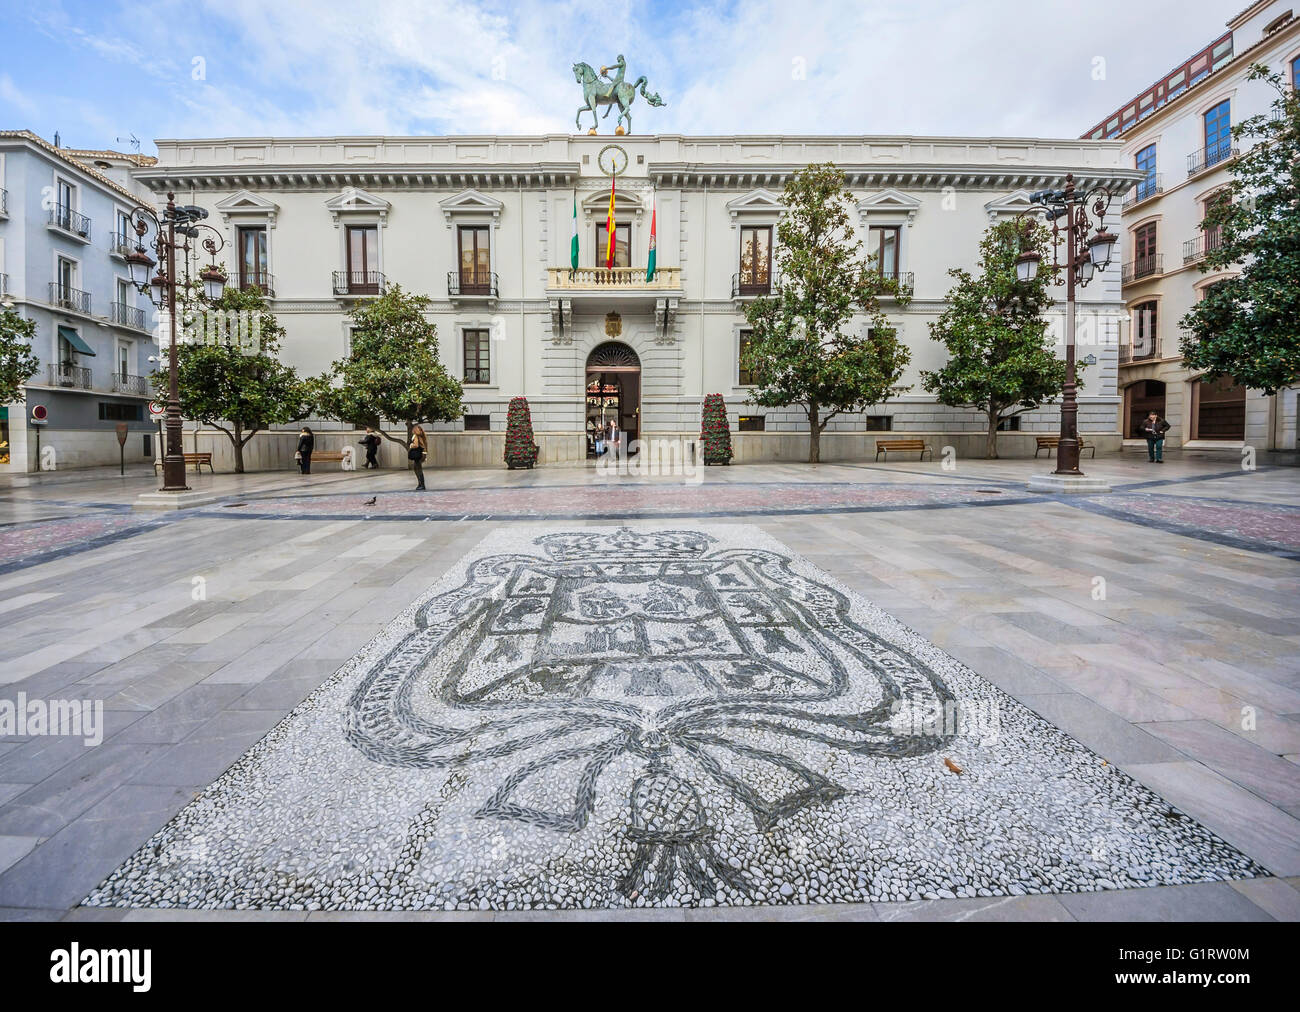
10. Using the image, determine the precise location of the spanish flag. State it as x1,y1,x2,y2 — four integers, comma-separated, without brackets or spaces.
605,174,616,269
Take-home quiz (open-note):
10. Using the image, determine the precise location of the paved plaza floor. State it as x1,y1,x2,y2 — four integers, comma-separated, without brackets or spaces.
0,450,1297,921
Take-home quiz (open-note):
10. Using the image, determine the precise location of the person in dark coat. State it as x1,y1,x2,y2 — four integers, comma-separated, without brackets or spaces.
1137,412,1171,463
359,427,381,469
296,426,314,474
409,425,427,490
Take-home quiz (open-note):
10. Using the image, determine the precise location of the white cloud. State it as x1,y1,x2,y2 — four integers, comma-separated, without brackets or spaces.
5,0,1242,147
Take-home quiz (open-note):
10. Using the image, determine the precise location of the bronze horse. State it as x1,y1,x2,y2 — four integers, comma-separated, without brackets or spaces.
573,59,665,134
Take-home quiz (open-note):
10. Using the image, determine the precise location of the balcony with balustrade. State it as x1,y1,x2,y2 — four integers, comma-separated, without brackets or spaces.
731,271,780,300
1121,255,1164,285
48,363,93,389
1122,175,1164,209
108,232,134,259
879,270,914,298
110,301,147,331
545,266,683,306
447,270,499,301
235,271,276,298
0,274,7,299
1183,232,1223,264
47,204,92,243
1187,139,1237,177
110,373,149,395
49,283,92,315
332,270,386,296
1119,331,1162,365
0,187,7,218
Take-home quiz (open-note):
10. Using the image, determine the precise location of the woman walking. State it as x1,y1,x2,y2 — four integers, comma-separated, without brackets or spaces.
296,426,314,474
409,424,428,490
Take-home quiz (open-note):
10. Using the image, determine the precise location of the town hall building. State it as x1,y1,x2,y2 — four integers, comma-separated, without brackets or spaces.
130,132,1142,468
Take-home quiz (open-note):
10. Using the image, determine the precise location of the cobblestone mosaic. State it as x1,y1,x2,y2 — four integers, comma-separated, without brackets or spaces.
84,525,1266,911
0,513,161,571
1085,493,1300,555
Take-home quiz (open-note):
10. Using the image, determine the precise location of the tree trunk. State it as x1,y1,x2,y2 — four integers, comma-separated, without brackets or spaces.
232,423,245,473
986,412,999,460
808,403,821,464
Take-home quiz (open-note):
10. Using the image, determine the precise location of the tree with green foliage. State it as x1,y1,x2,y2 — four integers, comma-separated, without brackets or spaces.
152,284,317,473
321,284,463,452
922,218,1073,459
0,309,40,405
741,162,911,464
1180,64,1300,395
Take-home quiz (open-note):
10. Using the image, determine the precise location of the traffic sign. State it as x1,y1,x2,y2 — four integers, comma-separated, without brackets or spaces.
30,404,48,426
148,400,165,417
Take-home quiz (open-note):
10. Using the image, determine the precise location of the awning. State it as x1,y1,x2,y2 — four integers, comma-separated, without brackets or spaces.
57,325,96,356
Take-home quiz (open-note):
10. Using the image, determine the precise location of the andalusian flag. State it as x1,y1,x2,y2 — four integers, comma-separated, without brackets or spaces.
646,188,657,282
570,192,579,270
605,175,616,269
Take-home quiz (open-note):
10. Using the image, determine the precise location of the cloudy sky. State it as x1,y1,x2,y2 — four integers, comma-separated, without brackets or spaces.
1,0,1236,153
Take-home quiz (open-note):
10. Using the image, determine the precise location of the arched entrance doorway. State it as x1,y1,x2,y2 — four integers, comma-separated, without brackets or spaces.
1124,379,1167,438
1191,375,1246,440
585,342,641,458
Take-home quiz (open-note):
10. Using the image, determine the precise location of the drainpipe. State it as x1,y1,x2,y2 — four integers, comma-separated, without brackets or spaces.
698,187,708,407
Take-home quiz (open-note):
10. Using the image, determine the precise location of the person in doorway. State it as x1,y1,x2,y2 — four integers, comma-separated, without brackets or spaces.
1137,411,1171,463
606,418,619,458
296,426,314,474
359,427,381,469
409,424,428,490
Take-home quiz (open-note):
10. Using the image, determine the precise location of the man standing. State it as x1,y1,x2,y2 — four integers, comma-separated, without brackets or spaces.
1137,411,1171,463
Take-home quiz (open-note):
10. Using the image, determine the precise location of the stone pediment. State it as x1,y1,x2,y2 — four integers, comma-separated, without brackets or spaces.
857,189,921,226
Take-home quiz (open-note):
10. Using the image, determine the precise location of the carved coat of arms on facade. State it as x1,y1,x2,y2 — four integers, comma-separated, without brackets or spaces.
345,528,954,899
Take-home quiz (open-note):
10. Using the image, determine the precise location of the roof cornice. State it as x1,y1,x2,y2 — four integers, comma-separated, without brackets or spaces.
134,163,580,192
647,163,1146,192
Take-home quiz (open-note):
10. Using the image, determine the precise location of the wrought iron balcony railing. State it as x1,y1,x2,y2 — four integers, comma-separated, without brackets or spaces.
1121,254,1164,284
333,270,385,295
1120,332,1162,364
0,273,7,298
235,271,276,297
547,266,682,291
110,301,146,330
108,232,134,258
0,187,7,216
49,282,92,314
1122,175,1164,208
1187,139,1237,176
447,270,499,297
880,270,914,296
731,271,780,297
49,363,92,389
111,373,148,395
1183,232,1223,264
49,203,92,238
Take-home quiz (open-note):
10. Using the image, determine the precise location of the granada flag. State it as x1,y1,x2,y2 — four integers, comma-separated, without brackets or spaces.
605,174,616,269
646,188,657,282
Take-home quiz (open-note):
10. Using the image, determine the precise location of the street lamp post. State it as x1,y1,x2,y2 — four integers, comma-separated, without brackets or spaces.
123,193,226,493
1014,174,1117,484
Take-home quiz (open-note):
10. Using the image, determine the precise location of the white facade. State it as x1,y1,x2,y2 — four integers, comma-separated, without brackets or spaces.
134,133,1140,468
0,132,160,472
1101,0,1300,452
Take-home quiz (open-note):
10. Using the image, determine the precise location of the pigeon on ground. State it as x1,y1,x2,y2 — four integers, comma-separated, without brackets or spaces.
363,496,377,506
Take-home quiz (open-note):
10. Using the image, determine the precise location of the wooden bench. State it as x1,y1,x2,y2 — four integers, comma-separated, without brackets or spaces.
153,452,213,474
306,449,356,469
875,439,933,461
1034,435,1096,458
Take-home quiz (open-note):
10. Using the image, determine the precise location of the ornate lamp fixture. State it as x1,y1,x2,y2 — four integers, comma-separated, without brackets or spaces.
1014,174,1116,482
123,194,227,493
